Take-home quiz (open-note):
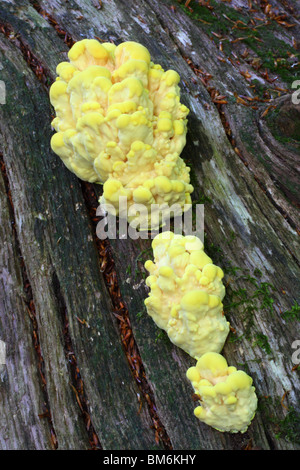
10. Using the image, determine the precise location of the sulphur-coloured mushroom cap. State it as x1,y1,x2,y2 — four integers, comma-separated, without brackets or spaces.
49,39,193,228
144,232,229,358
186,352,258,433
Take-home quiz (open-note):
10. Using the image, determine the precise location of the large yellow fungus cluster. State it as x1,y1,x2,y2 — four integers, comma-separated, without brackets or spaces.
144,232,229,359
186,353,258,433
49,39,193,227
49,39,258,436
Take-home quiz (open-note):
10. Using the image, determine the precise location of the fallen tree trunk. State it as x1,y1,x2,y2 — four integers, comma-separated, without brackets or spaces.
0,0,299,450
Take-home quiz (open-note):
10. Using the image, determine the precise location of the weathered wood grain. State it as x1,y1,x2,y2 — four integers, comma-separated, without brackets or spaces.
0,27,160,450
0,0,299,450
0,166,54,450
152,0,300,217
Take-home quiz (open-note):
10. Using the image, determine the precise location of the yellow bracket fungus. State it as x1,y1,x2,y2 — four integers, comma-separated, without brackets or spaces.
186,352,258,433
49,39,193,227
50,40,258,435
144,232,229,359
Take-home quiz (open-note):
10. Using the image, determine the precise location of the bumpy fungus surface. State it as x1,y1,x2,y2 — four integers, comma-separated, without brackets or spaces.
49,39,193,227
144,232,229,359
186,352,258,433
50,40,257,435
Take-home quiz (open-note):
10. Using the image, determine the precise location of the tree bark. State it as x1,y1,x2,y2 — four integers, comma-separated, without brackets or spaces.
0,0,299,450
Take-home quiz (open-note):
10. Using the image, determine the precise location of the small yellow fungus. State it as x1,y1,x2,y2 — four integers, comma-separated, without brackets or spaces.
186,352,258,433
144,232,228,358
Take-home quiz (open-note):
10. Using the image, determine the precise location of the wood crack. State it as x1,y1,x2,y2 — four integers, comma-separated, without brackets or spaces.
0,152,58,449
29,1,75,48
0,20,52,89
50,270,102,450
81,182,173,450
